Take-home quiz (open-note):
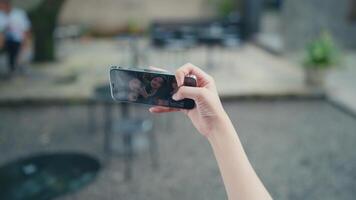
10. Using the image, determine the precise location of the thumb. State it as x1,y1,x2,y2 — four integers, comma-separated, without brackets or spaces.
173,86,205,101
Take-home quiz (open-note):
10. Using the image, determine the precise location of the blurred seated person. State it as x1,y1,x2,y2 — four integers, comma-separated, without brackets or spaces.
0,0,31,75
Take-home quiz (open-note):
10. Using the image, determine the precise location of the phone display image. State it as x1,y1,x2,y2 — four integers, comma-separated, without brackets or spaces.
110,67,196,109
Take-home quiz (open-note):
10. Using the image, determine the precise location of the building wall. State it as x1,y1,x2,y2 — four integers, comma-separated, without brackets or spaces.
281,0,356,50
59,0,214,33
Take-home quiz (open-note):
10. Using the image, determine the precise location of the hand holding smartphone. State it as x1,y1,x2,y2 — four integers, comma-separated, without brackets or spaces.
110,66,197,109
111,64,272,200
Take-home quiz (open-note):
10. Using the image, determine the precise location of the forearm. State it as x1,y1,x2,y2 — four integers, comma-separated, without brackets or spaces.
150,63,272,199
207,113,272,200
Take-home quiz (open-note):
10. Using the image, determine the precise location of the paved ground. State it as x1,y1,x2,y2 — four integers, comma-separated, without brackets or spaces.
326,52,356,114
0,100,355,200
0,38,355,200
0,38,309,103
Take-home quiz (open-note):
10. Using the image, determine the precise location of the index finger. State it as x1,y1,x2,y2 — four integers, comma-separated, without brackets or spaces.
175,63,212,87
149,106,180,113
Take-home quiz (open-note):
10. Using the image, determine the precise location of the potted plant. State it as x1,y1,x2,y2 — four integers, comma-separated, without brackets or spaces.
304,32,339,88
209,0,240,18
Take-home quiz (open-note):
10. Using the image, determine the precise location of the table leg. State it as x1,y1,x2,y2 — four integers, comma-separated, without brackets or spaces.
104,103,113,155
149,128,159,169
123,132,133,181
87,102,97,134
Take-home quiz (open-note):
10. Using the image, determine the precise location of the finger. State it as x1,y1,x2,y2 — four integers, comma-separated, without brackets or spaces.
149,66,169,72
175,63,212,87
149,106,180,113
172,86,205,101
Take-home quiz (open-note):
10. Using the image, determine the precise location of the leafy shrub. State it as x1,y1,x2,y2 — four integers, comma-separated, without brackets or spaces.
304,32,339,69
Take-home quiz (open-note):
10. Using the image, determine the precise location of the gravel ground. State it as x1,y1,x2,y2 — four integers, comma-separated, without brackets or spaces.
0,100,356,200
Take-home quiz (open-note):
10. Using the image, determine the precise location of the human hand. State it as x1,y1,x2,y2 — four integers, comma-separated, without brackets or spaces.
149,63,229,137
149,65,272,200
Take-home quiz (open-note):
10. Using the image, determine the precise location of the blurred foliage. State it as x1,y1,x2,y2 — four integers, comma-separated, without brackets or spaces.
209,0,241,18
11,0,43,11
349,0,356,21
304,32,339,69
127,19,142,35
28,0,66,62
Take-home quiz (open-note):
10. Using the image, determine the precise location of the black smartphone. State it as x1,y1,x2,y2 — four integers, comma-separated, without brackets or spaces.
110,66,196,109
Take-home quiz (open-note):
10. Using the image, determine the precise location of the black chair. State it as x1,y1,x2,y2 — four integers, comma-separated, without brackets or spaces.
89,84,158,180
111,118,157,180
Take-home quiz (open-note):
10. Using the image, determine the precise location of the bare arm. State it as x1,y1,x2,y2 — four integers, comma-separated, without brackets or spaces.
150,63,272,200
207,114,272,200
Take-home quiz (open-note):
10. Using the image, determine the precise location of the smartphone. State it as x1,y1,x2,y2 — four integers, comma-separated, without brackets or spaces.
110,66,196,109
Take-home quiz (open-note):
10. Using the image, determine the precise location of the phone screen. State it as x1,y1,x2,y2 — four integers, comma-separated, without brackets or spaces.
110,68,196,109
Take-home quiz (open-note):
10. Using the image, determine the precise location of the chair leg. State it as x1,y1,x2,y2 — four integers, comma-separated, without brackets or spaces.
87,102,97,134
166,113,174,134
123,132,133,181
104,103,113,155
149,129,159,169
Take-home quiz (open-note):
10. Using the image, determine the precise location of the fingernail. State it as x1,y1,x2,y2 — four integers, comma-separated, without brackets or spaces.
172,94,178,100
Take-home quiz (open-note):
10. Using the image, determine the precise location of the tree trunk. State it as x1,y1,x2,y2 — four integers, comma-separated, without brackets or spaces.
242,0,263,39
29,0,66,62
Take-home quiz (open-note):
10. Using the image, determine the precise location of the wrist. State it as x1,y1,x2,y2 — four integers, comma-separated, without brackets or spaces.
206,112,238,145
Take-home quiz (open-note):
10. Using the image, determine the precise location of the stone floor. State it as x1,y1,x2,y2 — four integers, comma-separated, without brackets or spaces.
0,38,356,200
0,38,308,103
0,100,356,200
0,38,355,111
325,52,356,115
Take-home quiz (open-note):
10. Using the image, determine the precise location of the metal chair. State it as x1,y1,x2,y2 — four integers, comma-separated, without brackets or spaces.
110,117,157,180
89,84,158,181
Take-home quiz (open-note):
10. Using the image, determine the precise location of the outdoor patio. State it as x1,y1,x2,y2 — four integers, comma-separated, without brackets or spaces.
0,38,309,103
1,0,356,199
1,100,356,200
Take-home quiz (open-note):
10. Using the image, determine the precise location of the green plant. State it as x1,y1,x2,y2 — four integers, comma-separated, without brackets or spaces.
12,0,43,11
304,32,339,69
210,0,238,18
127,19,140,35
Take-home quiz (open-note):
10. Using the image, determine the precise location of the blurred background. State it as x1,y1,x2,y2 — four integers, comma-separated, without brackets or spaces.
0,0,356,199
